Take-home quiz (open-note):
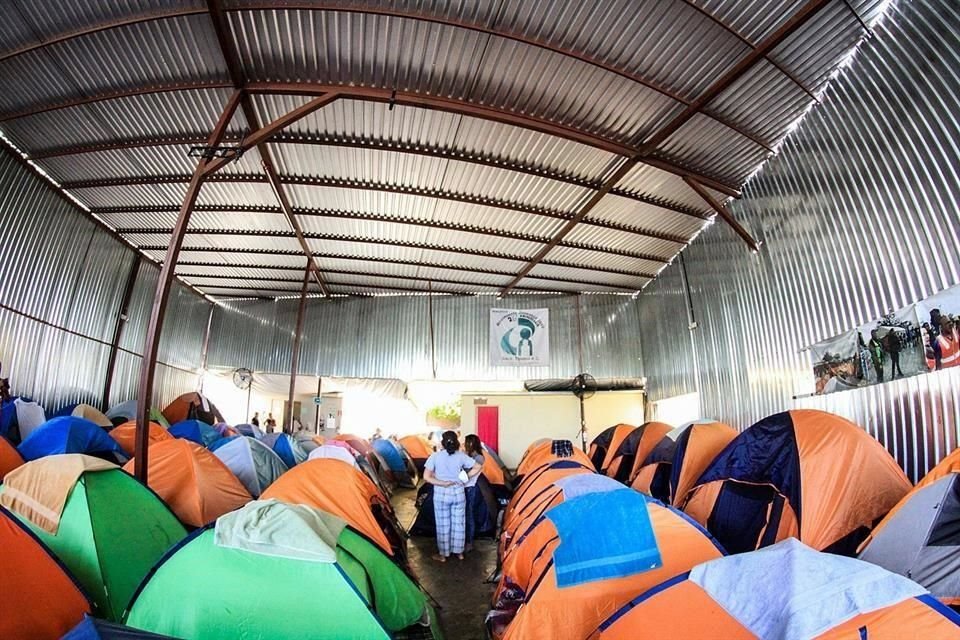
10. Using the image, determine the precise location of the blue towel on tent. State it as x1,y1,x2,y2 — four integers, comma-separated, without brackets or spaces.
545,488,662,588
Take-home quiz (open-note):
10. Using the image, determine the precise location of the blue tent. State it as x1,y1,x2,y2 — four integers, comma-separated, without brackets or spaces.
372,439,417,487
0,397,21,440
236,423,264,439
63,615,178,639
168,420,220,448
17,416,125,462
260,433,308,468
210,436,288,497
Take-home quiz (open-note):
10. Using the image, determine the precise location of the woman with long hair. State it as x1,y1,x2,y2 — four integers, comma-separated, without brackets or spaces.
462,434,486,552
423,430,482,562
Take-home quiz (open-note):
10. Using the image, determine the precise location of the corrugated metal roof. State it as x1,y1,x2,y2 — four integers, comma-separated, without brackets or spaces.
0,1,879,297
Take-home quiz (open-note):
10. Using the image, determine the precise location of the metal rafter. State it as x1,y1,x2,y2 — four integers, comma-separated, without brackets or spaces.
115,225,669,265
71,175,691,246
684,177,759,252
0,1,773,153
133,89,241,484
89,201,689,246
32,133,712,221
0,81,741,197
138,243,656,281
640,0,833,153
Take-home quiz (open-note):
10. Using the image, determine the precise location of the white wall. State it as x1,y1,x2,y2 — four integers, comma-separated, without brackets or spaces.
460,390,645,468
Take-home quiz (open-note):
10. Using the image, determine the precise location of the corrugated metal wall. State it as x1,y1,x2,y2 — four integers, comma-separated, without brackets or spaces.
0,147,210,411
207,293,644,381
639,0,960,480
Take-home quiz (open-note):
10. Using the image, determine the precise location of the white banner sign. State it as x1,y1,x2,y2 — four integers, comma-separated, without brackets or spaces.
490,308,550,366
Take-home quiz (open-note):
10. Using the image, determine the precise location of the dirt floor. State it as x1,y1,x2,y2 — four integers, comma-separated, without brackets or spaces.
393,487,498,640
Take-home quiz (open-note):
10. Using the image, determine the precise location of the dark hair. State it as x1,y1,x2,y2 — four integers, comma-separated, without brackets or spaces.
464,434,482,456
441,430,459,454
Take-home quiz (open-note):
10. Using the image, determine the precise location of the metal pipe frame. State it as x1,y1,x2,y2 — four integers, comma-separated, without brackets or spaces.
684,177,760,252
286,267,311,433
133,89,241,483
101,254,141,412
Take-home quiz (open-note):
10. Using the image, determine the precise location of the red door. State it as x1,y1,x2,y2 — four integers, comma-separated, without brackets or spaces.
476,406,499,453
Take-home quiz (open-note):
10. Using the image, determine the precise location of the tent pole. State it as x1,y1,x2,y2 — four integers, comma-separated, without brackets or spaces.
287,266,310,434
133,90,241,484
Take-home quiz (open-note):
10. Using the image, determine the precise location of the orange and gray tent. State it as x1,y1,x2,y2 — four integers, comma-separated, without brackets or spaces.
123,439,252,528
398,434,433,472
161,392,224,426
516,439,594,479
859,446,960,604
500,459,596,556
1,505,91,639
262,457,405,558
631,421,737,505
588,424,637,473
683,409,911,555
482,443,513,489
107,421,172,457
604,421,672,483
0,434,23,480
590,538,960,640
489,488,725,640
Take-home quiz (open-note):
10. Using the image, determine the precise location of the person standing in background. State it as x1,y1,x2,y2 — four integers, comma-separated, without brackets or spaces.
882,328,904,379
463,434,486,553
423,431,481,562
251,412,260,427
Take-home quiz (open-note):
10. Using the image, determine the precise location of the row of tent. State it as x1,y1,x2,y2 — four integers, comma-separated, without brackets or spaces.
1,452,441,639
588,410,960,607
486,435,960,639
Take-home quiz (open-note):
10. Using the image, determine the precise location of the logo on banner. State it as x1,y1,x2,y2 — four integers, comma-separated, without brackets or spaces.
490,308,550,366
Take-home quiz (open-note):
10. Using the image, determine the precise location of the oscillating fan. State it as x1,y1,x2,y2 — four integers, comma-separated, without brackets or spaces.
232,367,254,390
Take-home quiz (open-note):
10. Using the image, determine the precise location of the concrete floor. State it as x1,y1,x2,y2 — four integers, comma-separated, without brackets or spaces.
393,488,497,640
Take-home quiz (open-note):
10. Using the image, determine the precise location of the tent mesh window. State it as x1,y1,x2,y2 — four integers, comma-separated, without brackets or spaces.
927,478,960,546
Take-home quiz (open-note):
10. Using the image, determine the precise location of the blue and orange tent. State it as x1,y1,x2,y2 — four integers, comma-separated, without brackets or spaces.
168,419,221,448
17,416,125,463
683,410,910,555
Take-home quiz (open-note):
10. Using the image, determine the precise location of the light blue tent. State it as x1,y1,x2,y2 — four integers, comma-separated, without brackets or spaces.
168,420,220,448
17,417,126,463
236,423,264,439
260,433,308,468
372,439,417,487
210,436,288,497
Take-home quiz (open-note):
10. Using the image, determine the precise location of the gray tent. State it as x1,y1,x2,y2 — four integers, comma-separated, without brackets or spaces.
859,472,960,603
211,435,288,497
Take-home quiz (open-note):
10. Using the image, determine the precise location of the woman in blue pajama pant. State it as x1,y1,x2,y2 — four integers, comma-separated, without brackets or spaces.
423,430,482,562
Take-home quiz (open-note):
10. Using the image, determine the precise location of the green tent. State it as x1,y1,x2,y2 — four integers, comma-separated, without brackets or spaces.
3,463,186,621
126,499,441,639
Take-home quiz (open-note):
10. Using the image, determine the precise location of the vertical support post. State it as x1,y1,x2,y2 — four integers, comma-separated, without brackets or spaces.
678,252,702,410
427,281,437,379
133,91,241,483
197,304,215,393
575,293,585,373
315,376,322,435
102,255,141,411
287,266,311,433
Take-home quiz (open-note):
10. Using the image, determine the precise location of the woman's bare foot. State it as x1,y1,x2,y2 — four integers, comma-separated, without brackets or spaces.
456,553,465,560
431,554,447,563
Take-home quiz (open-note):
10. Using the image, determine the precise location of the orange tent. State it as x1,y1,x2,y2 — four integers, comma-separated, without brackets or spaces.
589,539,959,640
631,421,736,505
161,392,223,425
516,440,593,478
683,410,910,554
1,506,91,638
600,421,671,483
398,434,433,461
107,421,172,457
262,458,401,556
123,439,251,528
588,424,637,473
490,494,723,640
0,436,23,481
500,460,595,556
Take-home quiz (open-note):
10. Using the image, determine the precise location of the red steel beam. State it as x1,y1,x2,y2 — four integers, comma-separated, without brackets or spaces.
286,267,311,433
139,242,657,281
1,81,741,197
34,133,712,221
133,89,241,484
640,0,832,153
116,224,670,265
501,158,640,295
684,177,760,252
